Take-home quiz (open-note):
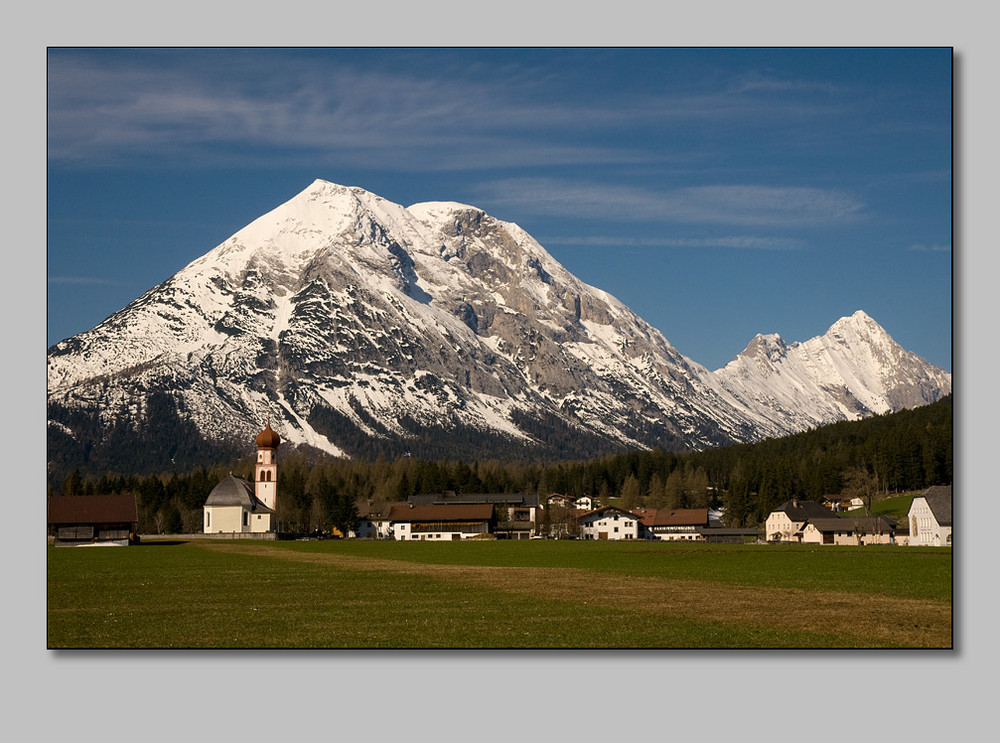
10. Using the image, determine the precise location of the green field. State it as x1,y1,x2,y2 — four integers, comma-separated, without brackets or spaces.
47,539,952,649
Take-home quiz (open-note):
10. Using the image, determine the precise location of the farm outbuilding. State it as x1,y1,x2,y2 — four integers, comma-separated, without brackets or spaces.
48,494,139,545
387,503,496,540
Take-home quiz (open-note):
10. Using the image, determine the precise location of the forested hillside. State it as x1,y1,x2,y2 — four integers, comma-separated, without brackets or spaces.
52,395,951,534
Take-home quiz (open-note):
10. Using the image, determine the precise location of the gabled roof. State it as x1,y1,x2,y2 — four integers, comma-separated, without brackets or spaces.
805,516,896,534
643,508,710,527
772,499,831,521
915,485,952,526
546,493,574,503
48,494,138,526
578,505,638,521
356,500,408,519
409,492,539,507
204,474,273,512
387,503,495,523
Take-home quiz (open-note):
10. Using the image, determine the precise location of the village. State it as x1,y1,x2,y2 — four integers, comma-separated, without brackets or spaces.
47,421,953,549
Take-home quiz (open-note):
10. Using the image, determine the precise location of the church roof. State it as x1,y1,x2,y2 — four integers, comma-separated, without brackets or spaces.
205,474,273,512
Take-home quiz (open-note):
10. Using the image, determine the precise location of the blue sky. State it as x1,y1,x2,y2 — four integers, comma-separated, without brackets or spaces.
47,48,952,371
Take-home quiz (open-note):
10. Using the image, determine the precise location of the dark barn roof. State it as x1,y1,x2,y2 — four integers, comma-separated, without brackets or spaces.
409,492,539,507
48,494,138,526
643,508,710,528
387,503,495,523
773,499,832,521
806,516,896,534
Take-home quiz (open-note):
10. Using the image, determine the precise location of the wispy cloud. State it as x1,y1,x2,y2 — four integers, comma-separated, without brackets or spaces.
476,178,865,227
47,53,651,170
541,235,806,251
48,276,127,286
46,50,856,173
908,243,951,252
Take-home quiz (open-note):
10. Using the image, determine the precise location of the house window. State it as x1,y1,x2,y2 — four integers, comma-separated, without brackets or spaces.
243,512,249,526
206,512,210,527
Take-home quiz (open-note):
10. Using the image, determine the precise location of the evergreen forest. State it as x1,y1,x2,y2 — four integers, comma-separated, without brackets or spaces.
52,395,952,535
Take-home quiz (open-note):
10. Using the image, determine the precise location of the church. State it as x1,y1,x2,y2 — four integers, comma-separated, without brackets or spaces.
203,421,281,534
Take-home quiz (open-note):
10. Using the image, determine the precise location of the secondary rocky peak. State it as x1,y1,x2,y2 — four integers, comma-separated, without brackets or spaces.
743,333,788,360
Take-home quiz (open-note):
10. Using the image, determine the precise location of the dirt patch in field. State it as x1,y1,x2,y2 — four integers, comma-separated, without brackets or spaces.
197,542,952,648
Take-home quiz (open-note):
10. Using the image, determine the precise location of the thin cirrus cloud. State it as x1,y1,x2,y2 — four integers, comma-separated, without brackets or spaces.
475,178,866,228
540,235,806,251
47,56,641,168
48,275,127,286
46,53,849,173
907,243,951,252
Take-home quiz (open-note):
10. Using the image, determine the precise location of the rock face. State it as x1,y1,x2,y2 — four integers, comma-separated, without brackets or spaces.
46,180,952,470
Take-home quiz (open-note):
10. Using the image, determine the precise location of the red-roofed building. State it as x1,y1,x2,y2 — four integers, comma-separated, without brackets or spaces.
640,508,711,541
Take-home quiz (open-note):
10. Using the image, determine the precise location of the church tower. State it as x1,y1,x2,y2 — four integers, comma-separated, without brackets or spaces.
254,420,280,512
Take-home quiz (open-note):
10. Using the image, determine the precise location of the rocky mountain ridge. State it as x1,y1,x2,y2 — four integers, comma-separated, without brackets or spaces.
47,179,952,472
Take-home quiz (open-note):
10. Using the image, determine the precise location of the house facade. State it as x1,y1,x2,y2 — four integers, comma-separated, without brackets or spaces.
765,499,833,542
821,494,865,513
907,485,952,546
800,516,897,546
354,501,408,539
578,506,641,540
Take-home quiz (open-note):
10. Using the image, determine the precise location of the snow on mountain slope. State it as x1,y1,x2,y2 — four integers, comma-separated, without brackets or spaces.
46,179,952,466
705,310,951,432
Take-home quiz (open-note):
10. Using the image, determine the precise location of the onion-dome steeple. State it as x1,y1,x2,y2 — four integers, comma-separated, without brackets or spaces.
255,419,281,449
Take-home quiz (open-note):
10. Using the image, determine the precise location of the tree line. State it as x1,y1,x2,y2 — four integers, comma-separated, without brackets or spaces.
53,395,952,533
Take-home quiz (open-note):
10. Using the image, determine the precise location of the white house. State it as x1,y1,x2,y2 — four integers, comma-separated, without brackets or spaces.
765,499,833,542
573,495,595,511
907,485,952,547
545,493,575,509
577,506,641,541
353,501,408,539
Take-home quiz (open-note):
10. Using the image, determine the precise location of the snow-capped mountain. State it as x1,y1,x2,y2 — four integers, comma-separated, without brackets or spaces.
46,179,951,470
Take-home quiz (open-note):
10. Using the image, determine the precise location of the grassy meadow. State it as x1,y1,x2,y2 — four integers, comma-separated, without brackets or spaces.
47,538,952,649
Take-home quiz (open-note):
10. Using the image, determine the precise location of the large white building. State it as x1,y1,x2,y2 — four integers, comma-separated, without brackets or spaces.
907,485,952,546
203,421,281,534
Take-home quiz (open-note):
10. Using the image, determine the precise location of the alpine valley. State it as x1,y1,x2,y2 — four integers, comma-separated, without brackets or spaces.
47,180,952,476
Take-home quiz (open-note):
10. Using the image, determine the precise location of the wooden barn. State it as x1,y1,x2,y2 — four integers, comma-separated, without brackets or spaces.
48,494,139,545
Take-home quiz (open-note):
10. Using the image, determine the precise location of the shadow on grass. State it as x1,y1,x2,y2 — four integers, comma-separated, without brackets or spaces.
138,540,189,547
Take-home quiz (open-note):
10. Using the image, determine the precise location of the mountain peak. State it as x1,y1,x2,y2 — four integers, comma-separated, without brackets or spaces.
47,181,952,471
829,309,879,332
